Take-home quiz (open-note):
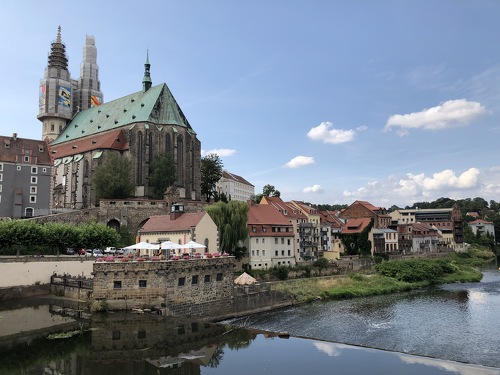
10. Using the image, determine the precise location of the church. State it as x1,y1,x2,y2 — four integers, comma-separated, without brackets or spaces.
39,27,202,209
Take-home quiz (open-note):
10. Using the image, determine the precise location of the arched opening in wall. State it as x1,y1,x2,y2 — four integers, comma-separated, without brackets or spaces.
176,135,183,185
107,219,120,231
137,131,143,185
25,207,34,218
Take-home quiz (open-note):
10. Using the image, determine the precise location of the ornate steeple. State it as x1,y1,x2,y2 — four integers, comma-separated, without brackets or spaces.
48,26,68,70
142,50,152,92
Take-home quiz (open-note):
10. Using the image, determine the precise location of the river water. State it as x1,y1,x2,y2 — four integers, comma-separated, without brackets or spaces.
1,266,499,374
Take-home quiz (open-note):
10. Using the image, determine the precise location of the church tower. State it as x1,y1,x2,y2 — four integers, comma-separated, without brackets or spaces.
73,35,103,113
38,26,73,143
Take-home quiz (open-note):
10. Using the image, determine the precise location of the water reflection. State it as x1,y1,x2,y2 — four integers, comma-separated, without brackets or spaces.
1,301,499,374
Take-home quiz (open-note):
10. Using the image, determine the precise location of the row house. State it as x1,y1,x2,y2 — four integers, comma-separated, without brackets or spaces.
371,228,399,254
246,203,296,269
319,210,345,260
340,200,391,229
411,222,442,253
340,217,372,254
390,205,464,251
289,201,321,259
260,196,315,261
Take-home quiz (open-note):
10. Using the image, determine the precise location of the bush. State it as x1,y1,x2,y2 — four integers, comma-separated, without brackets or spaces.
271,266,289,280
374,259,454,283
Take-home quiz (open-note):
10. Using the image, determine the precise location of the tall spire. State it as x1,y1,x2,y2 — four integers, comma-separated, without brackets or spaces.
142,49,152,92
48,26,68,70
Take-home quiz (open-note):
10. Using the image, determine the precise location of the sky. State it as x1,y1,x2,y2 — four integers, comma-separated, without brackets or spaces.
1,1,500,209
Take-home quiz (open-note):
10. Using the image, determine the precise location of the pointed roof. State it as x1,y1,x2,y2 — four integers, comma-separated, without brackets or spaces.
51,83,194,145
0,135,52,166
142,50,152,92
48,26,68,70
341,218,372,234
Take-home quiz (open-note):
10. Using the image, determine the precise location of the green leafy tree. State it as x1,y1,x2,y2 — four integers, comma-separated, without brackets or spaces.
149,153,176,199
205,201,249,259
262,184,281,197
201,153,223,202
43,223,81,254
78,221,120,250
93,153,134,201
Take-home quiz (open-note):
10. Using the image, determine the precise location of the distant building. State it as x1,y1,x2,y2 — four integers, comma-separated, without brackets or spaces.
216,170,254,202
0,134,52,218
340,200,391,229
390,206,464,251
469,219,495,242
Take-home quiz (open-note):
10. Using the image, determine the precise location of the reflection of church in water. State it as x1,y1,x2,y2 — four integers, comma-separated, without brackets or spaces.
39,27,202,209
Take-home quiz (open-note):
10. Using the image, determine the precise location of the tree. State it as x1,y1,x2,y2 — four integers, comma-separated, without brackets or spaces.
149,153,176,199
262,184,280,197
201,153,223,202
93,153,134,201
205,201,249,259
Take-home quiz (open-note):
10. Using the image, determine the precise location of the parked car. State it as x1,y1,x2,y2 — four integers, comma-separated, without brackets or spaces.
104,247,117,254
93,249,104,257
64,248,75,255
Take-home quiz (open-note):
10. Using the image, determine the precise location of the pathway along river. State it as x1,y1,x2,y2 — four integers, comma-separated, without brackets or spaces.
224,264,500,368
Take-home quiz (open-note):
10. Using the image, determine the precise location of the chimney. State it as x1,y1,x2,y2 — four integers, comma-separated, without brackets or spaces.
12,133,17,141
170,203,185,220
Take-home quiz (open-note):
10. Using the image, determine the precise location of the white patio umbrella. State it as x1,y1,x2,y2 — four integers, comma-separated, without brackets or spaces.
123,241,154,256
182,241,206,249
160,241,184,256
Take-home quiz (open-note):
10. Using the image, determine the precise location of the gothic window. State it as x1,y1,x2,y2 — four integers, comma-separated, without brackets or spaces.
190,138,195,191
176,135,184,185
83,159,89,177
148,132,153,164
137,131,143,185
165,133,171,155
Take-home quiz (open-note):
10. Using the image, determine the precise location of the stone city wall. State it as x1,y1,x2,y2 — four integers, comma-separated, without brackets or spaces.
92,257,236,316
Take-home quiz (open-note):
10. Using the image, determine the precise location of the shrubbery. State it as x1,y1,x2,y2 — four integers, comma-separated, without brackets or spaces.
0,220,120,256
374,258,455,283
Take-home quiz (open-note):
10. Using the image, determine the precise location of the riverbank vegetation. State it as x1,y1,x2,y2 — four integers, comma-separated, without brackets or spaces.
272,246,494,303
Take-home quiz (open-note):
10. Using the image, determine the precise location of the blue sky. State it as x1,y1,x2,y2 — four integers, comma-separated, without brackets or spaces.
2,1,500,208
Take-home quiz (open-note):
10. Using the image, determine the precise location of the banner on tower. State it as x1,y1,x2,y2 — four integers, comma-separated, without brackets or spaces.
39,85,46,110
58,86,71,108
91,95,101,107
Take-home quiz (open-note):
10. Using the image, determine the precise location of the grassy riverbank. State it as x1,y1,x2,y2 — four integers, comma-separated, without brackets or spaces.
272,248,492,303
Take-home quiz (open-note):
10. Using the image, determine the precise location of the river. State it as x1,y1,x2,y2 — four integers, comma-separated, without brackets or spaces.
0,265,499,374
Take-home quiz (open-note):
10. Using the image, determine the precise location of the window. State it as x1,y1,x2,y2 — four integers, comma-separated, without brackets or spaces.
288,250,291,256
17,166,21,171
256,250,259,256
275,238,278,244
216,273,223,282
30,195,36,203
31,167,37,174
30,186,37,194
42,168,47,173
251,250,255,256
262,226,267,232
275,251,278,256
139,280,147,288
252,227,257,232
282,250,285,256
31,176,37,184
204,275,211,283
0,185,2,193
178,277,185,286
281,238,285,244
24,156,29,163
0,164,3,171
113,281,122,289
256,238,259,244
262,238,265,244
192,275,198,285
262,250,265,256
287,239,291,245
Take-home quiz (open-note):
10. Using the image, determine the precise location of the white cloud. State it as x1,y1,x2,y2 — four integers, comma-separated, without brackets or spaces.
303,184,324,193
284,156,315,169
385,99,487,136
307,122,356,144
343,168,482,207
201,148,236,157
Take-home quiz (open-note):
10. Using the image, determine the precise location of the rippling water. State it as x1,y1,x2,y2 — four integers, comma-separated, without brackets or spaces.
225,269,500,368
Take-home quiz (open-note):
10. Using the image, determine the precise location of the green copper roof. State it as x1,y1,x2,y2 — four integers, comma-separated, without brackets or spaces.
52,83,193,145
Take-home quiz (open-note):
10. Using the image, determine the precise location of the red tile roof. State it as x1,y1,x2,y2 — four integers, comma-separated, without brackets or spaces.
49,129,128,159
0,135,52,165
141,212,206,233
341,218,372,233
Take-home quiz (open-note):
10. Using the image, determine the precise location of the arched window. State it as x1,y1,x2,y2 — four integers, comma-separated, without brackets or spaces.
148,132,153,164
165,133,171,155
176,135,183,185
204,238,209,253
137,131,143,185
25,207,34,218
